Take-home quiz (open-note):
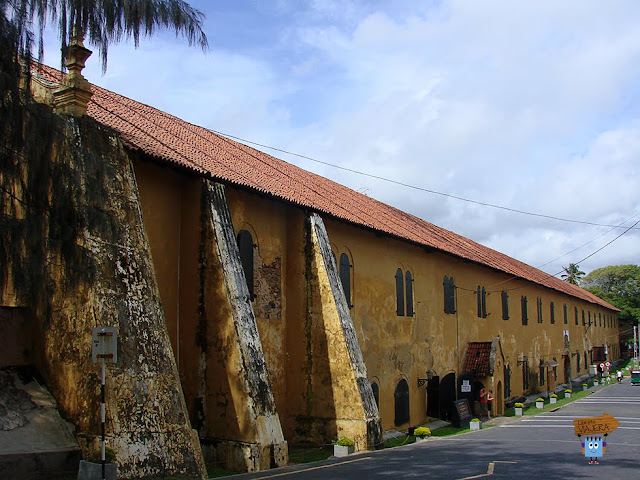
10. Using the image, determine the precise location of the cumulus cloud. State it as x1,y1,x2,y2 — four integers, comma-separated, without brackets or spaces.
39,0,640,275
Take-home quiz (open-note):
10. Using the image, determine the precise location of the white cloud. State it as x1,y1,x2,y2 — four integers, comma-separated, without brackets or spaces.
39,1,640,275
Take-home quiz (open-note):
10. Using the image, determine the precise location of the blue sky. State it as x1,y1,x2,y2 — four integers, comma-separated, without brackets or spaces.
40,0,640,276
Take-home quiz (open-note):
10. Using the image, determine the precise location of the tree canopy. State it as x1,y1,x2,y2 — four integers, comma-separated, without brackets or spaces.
561,263,585,285
583,264,640,324
3,0,208,72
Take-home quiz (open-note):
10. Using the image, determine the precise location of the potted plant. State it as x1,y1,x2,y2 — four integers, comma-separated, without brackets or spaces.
550,393,558,404
514,402,524,416
470,418,481,430
334,437,355,457
565,389,572,399
414,427,431,441
536,398,544,409
582,383,588,390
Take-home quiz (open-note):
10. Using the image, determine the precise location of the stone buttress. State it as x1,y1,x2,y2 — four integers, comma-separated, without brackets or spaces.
198,180,287,472
305,213,383,450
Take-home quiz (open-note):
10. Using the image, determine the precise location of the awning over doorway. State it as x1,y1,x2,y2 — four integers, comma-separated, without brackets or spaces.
463,342,493,377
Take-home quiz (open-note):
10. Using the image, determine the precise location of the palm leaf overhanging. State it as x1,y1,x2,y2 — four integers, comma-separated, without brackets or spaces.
3,0,208,72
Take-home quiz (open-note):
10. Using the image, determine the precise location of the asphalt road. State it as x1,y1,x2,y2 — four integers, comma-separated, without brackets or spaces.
229,378,640,480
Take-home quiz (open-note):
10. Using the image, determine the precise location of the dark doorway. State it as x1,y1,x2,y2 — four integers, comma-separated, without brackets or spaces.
439,373,456,421
394,379,410,426
426,376,440,418
563,355,571,384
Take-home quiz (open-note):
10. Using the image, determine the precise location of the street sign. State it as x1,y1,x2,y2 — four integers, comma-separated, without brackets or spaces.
461,380,471,393
573,413,620,436
92,327,117,364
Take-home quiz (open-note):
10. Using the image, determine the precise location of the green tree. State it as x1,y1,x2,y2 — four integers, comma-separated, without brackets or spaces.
582,265,640,324
561,263,585,285
3,0,208,72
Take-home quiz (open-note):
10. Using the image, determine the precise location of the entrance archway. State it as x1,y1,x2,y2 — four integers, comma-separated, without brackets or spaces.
394,379,410,426
439,373,456,421
426,376,440,419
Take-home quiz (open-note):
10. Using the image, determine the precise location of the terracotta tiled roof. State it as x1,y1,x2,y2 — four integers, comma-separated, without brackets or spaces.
34,65,618,311
463,342,493,377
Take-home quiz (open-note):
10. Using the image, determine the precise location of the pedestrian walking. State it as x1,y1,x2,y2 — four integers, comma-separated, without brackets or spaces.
479,387,488,419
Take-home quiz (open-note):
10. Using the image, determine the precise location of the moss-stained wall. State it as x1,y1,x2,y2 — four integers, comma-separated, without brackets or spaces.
1,105,206,479
322,217,619,430
129,144,619,446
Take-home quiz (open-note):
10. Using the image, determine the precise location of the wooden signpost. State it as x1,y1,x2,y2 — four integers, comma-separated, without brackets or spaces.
573,413,620,436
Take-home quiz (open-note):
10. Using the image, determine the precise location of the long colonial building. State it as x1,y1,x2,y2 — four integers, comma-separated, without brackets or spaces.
1,58,620,478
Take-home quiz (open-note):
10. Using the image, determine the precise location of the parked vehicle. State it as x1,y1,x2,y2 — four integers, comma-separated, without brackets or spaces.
631,370,640,386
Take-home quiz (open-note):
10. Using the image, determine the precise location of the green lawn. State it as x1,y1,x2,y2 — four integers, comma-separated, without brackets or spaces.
287,445,334,465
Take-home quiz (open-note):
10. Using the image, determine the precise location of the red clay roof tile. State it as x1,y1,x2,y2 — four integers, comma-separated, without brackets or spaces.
34,65,618,311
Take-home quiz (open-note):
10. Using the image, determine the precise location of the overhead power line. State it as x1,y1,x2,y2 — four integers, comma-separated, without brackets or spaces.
210,129,639,230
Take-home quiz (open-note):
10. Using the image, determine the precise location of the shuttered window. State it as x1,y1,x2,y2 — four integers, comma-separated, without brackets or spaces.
521,296,528,325
339,253,352,308
405,271,414,317
371,382,380,409
237,230,255,300
443,276,456,314
396,269,405,316
537,297,543,323
501,290,509,320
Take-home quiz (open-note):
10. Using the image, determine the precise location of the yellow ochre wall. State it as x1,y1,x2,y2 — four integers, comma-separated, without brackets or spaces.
133,159,619,439
324,217,619,430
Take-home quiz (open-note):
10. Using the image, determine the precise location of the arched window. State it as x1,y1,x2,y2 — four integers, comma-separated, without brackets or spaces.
396,268,405,316
501,290,509,320
394,379,410,426
237,230,254,300
339,253,352,308
405,271,414,317
371,382,380,409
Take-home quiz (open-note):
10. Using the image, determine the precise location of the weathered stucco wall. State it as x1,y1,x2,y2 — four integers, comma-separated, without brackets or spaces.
0,106,206,479
126,151,620,442
322,217,620,430
200,181,287,472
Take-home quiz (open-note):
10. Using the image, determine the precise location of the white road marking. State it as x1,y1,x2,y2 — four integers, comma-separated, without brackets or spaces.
244,457,372,478
457,461,517,479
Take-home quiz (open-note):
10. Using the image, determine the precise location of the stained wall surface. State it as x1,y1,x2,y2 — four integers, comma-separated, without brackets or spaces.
133,159,619,439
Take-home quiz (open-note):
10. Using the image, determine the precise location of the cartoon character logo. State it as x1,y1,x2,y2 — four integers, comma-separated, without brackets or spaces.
581,435,606,465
